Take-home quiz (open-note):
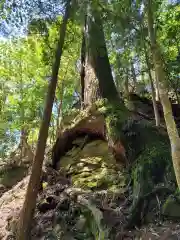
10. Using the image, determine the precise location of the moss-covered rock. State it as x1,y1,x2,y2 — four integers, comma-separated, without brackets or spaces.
52,101,177,230
124,119,176,227
60,138,126,192
132,141,171,204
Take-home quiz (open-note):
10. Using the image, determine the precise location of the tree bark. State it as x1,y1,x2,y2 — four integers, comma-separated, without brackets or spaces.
19,128,34,163
16,1,71,239
56,81,64,138
124,70,134,111
149,69,160,127
80,11,101,107
84,55,100,106
80,15,86,107
154,73,160,101
131,62,137,92
142,27,160,126
147,0,180,189
78,11,101,107
88,5,120,103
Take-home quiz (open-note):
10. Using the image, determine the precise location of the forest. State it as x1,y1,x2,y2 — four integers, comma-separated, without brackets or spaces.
0,0,180,239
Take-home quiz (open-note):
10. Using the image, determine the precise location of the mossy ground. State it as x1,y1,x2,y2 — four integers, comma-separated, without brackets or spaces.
1,100,180,239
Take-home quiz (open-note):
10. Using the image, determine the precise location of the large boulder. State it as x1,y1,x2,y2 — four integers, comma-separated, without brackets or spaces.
59,138,126,192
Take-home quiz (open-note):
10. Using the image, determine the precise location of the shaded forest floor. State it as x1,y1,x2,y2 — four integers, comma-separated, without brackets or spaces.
1,95,180,239
0,159,180,239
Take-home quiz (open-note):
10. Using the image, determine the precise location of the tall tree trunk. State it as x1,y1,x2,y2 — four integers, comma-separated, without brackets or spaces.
149,69,160,127
16,1,71,239
124,70,134,111
88,5,120,103
83,12,101,107
84,55,100,106
79,12,101,107
131,61,137,92
19,50,25,162
142,28,160,126
147,0,180,189
154,72,160,101
56,81,64,138
19,128,34,163
80,15,86,107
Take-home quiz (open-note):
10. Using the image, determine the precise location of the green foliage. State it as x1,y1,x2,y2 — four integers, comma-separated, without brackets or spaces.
0,16,81,157
0,0,179,163
0,37,48,157
158,4,180,87
81,207,108,240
